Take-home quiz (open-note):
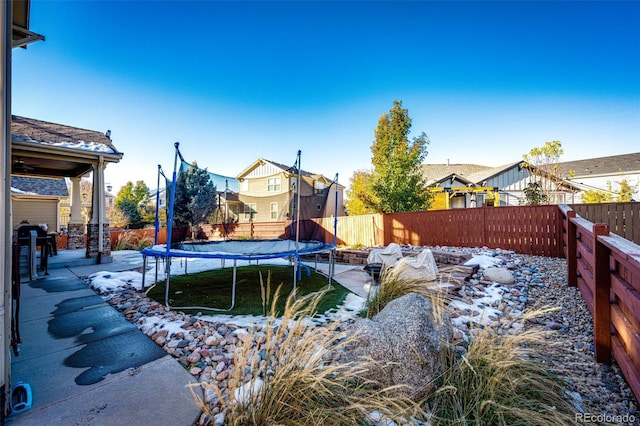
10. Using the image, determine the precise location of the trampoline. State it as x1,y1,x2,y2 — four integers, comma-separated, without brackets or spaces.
141,239,336,311
141,144,338,312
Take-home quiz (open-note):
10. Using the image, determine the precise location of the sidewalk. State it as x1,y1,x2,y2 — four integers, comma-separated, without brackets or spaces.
6,253,202,426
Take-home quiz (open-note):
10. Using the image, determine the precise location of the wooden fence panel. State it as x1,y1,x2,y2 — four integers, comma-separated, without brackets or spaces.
312,214,382,247
561,204,640,402
381,206,562,256
571,202,640,244
384,209,486,248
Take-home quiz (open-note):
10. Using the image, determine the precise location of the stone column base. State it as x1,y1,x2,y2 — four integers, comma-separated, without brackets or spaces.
86,223,111,259
66,223,85,250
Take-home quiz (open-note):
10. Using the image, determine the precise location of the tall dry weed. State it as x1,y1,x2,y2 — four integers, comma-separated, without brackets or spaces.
191,284,426,425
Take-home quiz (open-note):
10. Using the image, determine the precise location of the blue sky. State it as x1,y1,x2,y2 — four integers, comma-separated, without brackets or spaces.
12,1,640,194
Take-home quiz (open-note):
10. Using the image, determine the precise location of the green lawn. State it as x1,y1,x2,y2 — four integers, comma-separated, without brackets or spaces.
146,264,351,316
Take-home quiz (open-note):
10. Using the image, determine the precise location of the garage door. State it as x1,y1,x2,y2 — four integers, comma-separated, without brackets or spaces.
12,199,58,232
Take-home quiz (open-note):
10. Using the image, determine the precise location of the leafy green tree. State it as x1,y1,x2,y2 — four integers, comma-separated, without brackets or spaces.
118,199,142,227
348,100,431,214
115,180,150,227
173,162,217,235
522,141,564,204
523,182,548,205
345,169,378,215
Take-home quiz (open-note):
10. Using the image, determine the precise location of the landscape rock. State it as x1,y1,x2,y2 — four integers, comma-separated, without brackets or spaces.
343,293,452,398
483,267,515,284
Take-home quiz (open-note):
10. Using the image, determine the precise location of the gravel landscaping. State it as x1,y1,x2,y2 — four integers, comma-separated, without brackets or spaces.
89,247,640,425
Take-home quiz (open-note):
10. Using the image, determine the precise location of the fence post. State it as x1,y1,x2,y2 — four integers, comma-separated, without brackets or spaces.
481,206,487,247
567,210,577,287
593,223,611,364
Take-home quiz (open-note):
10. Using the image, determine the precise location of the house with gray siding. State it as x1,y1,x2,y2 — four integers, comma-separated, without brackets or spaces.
423,160,581,208
236,158,345,223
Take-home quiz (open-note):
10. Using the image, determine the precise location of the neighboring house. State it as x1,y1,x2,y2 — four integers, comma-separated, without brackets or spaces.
236,158,345,223
11,176,68,232
557,153,640,202
422,163,497,209
423,161,581,209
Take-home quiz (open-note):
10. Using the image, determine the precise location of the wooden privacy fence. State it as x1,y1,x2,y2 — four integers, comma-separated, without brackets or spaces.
560,204,640,402
570,202,640,245
381,205,563,257
109,226,190,248
108,206,565,256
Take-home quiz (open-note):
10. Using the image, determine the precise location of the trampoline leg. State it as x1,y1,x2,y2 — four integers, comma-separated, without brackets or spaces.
142,256,148,289
293,256,298,300
329,250,335,287
230,259,237,310
165,258,172,308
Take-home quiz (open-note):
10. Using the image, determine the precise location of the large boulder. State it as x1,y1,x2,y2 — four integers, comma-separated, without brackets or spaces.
343,293,452,398
483,267,515,284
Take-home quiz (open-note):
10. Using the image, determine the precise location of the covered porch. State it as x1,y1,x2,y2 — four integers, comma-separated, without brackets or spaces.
11,115,123,264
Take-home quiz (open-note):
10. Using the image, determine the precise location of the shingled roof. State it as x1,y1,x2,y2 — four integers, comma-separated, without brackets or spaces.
421,163,493,184
11,176,68,197
557,153,640,178
11,115,120,155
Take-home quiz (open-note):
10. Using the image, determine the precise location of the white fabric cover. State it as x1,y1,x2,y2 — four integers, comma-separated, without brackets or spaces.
367,243,403,267
389,248,439,282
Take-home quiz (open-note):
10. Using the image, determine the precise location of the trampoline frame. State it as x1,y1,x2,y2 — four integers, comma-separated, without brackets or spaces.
146,145,339,312
141,240,336,312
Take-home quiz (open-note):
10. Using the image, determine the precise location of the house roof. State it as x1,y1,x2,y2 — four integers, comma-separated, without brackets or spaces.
11,176,68,197
422,163,493,184
465,161,523,184
557,152,640,178
238,158,344,188
12,115,120,154
11,115,123,178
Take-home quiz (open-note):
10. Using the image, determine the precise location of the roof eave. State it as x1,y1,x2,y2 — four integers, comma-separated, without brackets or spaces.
12,140,123,162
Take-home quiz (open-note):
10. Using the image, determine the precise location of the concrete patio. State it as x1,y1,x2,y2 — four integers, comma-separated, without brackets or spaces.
6,249,201,425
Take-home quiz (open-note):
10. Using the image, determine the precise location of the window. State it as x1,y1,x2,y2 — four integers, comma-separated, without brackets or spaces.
314,181,326,195
244,203,256,220
267,177,281,192
270,202,278,220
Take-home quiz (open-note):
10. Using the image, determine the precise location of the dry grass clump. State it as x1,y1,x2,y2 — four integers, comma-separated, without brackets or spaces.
191,284,426,425
113,232,154,251
426,311,577,426
190,269,577,426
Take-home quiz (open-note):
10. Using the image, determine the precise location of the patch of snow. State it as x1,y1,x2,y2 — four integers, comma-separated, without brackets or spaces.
138,315,187,336
463,254,502,269
449,283,506,327
14,135,117,154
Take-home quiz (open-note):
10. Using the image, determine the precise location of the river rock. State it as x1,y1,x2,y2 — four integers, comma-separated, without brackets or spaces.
483,267,515,284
